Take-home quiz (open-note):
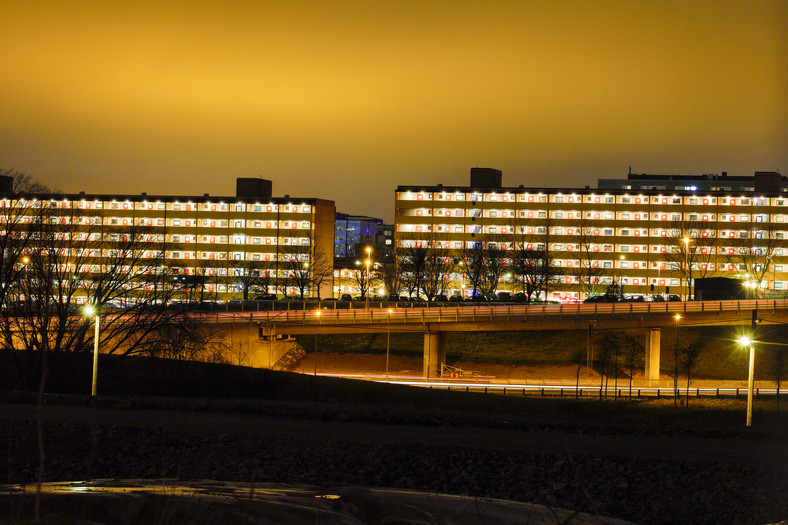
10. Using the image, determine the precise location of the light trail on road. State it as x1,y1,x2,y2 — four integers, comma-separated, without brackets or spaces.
315,372,780,398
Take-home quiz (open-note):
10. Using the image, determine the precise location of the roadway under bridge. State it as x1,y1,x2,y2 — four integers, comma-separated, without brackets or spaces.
205,300,788,380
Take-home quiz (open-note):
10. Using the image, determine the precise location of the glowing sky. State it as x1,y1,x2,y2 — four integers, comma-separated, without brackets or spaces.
1,1,785,221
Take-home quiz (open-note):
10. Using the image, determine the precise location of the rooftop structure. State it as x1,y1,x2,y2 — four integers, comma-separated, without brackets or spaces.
598,170,786,193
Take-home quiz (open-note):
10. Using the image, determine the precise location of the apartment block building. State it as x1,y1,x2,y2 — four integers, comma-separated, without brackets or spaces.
395,168,788,301
1,177,336,300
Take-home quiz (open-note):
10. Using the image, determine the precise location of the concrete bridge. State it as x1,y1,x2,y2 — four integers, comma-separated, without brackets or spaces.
206,299,788,379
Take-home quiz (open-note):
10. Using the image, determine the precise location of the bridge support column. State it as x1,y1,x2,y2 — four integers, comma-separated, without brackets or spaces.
645,328,661,383
423,332,446,378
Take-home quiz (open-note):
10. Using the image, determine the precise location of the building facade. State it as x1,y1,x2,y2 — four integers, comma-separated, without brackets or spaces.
334,213,384,258
395,168,788,301
1,177,336,301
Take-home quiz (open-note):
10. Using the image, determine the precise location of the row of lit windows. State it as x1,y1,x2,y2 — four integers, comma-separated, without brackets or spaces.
398,239,786,256
2,199,314,214
405,208,788,223
6,215,312,230
399,224,788,239
402,224,788,238
398,192,782,206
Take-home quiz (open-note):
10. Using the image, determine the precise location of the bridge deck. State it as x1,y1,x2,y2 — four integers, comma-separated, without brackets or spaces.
194,299,788,335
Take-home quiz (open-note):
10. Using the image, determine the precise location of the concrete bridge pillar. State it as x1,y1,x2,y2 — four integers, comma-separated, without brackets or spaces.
423,332,446,378
645,328,661,383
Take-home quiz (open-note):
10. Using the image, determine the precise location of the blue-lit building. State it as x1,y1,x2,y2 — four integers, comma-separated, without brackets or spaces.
334,213,384,258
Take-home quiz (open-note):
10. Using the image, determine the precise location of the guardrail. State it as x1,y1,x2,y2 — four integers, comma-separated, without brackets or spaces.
423,383,782,399
201,298,788,326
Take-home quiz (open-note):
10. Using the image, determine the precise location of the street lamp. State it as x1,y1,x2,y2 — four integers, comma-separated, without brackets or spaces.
386,309,392,378
739,335,756,427
673,314,681,405
20,256,29,298
84,304,100,397
313,310,321,376
365,259,371,309
683,237,691,300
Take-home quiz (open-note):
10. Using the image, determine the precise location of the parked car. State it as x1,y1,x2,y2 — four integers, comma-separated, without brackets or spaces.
386,293,402,302
649,294,666,302
448,294,464,303
621,295,646,302
666,294,682,302
512,292,529,303
431,294,449,303
467,293,495,303
339,294,353,301
496,291,512,302
254,293,278,301
583,294,619,303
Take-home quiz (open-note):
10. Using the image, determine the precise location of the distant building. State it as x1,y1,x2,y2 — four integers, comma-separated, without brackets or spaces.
0,176,336,300
395,167,788,301
376,223,395,258
334,213,384,258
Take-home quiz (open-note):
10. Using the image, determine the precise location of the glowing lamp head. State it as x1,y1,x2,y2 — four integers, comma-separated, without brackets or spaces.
739,336,752,347
84,305,95,317
315,310,321,317
674,314,681,321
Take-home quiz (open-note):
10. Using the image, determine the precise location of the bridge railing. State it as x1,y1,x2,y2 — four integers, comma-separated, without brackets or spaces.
203,298,788,326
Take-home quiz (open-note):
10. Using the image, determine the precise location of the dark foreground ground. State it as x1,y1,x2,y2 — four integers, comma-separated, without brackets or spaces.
2,381,788,525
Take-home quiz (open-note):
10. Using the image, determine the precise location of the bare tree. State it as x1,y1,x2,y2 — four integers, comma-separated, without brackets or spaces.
683,340,702,407
232,258,273,299
0,199,194,387
725,222,781,296
481,243,507,295
765,344,785,411
2,168,57,194
283,245,312,298
307,239,334,299
150,316,232,362
377,255,403,297
621,333,644,399
596,331,622,400
507,218,557,302
670,326,682,407
455,240,485,298
569,217,607,298
664,219,718,299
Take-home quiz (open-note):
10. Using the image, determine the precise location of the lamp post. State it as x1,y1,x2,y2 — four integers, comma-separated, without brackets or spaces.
386,309,392,378
673,314,681,405
365,259,371,309
313,310,321,376
303,262,309,298
683,237,691,300
739,336,756,427
84,305,100,397
619,255,625,296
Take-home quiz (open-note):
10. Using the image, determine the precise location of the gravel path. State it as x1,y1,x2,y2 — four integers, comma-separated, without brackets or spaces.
2,398,787,524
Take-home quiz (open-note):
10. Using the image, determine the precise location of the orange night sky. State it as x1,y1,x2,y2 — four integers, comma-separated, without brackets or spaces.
1,1,785,221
